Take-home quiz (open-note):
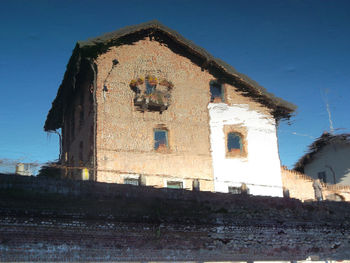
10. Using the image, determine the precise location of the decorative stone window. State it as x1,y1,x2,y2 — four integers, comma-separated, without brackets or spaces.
130,75,173,112
224,125,247,158
154,128,169,152
167,181,183,189
210,80,224,103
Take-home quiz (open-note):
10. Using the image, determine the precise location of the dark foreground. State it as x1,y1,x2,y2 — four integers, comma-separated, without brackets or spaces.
1,174,350,261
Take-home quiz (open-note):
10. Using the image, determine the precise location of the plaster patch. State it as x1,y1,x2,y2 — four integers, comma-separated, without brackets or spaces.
208,103,283,197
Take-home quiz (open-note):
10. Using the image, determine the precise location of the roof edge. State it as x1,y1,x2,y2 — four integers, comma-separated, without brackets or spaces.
294,132,350,172
44,20,296,131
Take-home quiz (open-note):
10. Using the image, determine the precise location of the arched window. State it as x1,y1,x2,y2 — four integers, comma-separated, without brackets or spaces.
227,132,243,155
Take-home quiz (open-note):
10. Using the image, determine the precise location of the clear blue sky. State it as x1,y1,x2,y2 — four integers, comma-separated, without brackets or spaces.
1,0,349,172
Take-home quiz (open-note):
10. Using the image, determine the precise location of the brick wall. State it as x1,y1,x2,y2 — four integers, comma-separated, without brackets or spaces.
92,38,275,190
281,166,350,201
281,167,315,201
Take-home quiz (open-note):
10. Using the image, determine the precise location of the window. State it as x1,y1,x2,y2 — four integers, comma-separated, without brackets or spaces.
228,186,242,194
228,184,249,194
154,129,168,151
318,171,327,183
167,181,183,189
224,126,247,158
227,132,243,156
81,168,89,181
124,178,140,186
210,81,224,103
192,179,200,191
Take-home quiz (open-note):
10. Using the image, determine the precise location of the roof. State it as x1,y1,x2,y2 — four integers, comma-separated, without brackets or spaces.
44,20,296,131
294,132,350,172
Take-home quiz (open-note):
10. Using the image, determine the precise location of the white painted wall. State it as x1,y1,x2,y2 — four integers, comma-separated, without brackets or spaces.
304,143,350,185
208,103,283,197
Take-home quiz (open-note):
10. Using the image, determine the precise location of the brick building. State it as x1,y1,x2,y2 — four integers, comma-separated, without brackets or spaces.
44,21,295,196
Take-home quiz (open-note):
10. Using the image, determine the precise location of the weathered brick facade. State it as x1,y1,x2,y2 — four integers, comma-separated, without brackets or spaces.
95,39,215,190
45,21,296,194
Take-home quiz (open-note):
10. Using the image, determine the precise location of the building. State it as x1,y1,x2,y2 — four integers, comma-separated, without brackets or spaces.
44,20,295,196
294,132,350,186
15,163,33,176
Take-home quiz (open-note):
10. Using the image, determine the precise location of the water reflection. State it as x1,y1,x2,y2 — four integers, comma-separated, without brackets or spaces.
146,261,350,263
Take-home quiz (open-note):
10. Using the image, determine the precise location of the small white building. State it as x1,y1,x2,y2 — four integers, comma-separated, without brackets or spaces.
15,163,33,176
294,132,350,185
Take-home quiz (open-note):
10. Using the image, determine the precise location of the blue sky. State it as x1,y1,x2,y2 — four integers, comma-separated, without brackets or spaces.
0,0,349,172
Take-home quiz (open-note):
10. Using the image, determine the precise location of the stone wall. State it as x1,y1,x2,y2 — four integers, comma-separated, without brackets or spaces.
1,173,350,261
2,217,349,261
281,167,315,201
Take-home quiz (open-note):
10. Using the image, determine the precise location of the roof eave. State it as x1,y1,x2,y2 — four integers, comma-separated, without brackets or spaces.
44,20,296,131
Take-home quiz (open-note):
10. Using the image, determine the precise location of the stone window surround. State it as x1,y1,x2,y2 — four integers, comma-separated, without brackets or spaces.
122,174,141,185
223,125,248,158
164,178,185,189
153,125,170,153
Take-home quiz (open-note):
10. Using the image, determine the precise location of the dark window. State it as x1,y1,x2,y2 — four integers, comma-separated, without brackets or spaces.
228,185,250,194
79,141,83,162
167,181,183,189
192,179,200,191
227,132,243,153
124,178,140,186
228,186,241,194
318,171,327,183
154,129,168,150
210,81,224,102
